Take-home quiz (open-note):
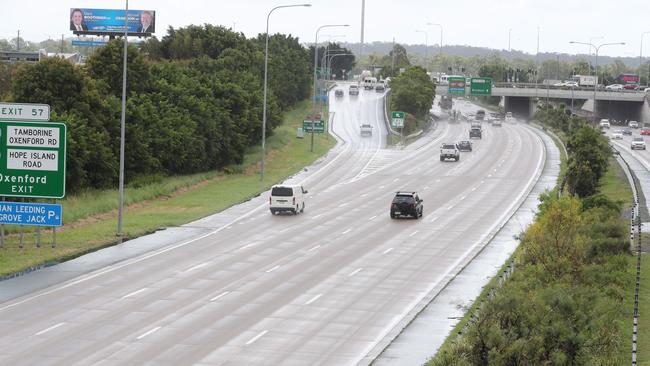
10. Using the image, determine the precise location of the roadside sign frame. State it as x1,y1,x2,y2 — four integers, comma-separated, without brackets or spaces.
0,201,62,227
447,77,466,95
0,102,50,122
470,77,493,96
0,121,67,199
391,111,405,128
303,119,325,133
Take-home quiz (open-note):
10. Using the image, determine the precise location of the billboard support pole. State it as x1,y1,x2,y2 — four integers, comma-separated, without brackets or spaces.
117,0,128,242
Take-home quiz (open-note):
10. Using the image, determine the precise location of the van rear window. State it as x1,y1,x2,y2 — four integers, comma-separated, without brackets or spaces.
271,187,293,196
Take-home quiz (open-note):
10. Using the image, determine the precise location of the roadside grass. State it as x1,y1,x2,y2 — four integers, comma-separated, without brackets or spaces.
637,253,650,365
600,156,633,205
0,100,335,277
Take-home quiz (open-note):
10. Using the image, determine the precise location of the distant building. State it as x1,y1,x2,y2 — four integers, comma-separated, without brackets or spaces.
0,50,83,65
0,51,42,63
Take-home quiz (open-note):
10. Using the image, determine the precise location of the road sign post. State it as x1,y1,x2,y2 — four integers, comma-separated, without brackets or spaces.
391,111,405,128
0,102,50,121
0,121,67,198
447,77,466,95
0,201,62,227
303,119,325,133
470,77,493,96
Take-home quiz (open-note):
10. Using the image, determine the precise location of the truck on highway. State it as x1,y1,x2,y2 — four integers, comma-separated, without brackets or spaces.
439,95,453,111
571,75,597,87
475,109,486,120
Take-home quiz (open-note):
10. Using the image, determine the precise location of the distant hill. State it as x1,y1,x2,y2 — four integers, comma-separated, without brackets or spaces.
341,41,645,68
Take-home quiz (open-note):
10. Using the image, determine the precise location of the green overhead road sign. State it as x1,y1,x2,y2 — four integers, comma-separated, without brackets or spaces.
0,102,50,121
303,119,325,133
447,77,466,95
470,77,493,96
0,121,67,198
391,111,405,128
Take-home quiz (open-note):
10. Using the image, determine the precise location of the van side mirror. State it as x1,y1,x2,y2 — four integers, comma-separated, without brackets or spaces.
303,189,308,194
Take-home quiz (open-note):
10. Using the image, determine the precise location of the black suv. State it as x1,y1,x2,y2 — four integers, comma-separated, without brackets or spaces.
457,140,472,152
390,192,423,219
469,127,482,139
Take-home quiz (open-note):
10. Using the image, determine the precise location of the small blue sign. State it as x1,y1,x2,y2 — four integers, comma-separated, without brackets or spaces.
0,202,62,227
71,40,108,47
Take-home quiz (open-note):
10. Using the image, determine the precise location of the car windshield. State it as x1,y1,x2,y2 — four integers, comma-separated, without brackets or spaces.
393,195,415,203
271,186,293,196
442,144,456,149
634,138,644,142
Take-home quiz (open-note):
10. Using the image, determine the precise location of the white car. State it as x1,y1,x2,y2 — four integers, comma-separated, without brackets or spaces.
631,137,646,150
599,119,610,129
605,84,624,90
553,81,579,88
269,184,308,215
645,87,650,93
611,130,623,140
629,120,639,129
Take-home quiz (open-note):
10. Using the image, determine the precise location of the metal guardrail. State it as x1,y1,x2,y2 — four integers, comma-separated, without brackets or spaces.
611,144,643,366
493,82,649,94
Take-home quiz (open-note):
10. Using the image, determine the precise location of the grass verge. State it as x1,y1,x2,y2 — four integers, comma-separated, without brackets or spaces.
0,100,335,278
637,253,650,365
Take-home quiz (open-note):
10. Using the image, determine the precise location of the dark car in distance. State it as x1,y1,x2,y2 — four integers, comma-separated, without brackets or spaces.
457,140,472,152
623,128,633,136
390,191,423,219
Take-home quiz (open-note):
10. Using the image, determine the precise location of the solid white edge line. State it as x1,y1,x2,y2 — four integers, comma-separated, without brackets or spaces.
348,268,363,277
305,293,323,305
383,248,393,255
121,288,147,299
266,265,280,273
246,330,269,345
136,326,161,340
185,262,208,272
209,291,230,302
35,322,65,336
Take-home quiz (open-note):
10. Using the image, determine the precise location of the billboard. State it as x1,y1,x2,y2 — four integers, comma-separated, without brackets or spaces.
69,8,155,35
618,73,640,85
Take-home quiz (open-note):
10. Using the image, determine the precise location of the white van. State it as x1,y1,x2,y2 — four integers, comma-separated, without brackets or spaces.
270,184,308,215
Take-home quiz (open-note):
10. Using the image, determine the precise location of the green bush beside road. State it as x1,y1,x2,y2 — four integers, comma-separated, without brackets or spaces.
430,114,633,365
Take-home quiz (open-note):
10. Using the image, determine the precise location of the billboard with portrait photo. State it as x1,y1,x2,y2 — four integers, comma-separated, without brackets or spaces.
69,8,155,36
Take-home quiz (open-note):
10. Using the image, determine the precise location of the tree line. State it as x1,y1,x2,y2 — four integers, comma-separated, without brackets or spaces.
5,25,317,193
389,65,436,134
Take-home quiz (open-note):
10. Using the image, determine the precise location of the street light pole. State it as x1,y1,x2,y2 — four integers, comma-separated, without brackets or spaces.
117,0,129,240
312,24,349,152
261,3,311,181
415,29,428,71
641,32,650,85
570,41,625,124
427,23,442,70
508,28,512,52
588,36,603,76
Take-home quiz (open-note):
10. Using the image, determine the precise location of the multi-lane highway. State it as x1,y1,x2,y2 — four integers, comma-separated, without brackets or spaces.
0,85,547,365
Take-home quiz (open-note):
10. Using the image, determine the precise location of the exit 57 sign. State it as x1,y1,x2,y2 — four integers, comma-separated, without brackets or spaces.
0,121,66,198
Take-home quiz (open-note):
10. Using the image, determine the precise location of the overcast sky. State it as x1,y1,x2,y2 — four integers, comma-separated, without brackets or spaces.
1,0,648,58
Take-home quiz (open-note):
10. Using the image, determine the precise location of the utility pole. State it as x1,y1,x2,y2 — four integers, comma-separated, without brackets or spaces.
391,37,395,73
16,30,20,51
60,34,64,53
360,0,365,71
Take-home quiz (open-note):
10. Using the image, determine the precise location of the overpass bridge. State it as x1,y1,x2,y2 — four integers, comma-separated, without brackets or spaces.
438,82,649,121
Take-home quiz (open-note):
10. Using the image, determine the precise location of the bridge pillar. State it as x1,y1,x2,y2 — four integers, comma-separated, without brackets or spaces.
504,96,534,120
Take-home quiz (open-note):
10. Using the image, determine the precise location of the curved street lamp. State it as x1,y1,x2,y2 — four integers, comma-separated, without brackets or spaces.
311,24,349,152
569,41,625,124
261,3,311,181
